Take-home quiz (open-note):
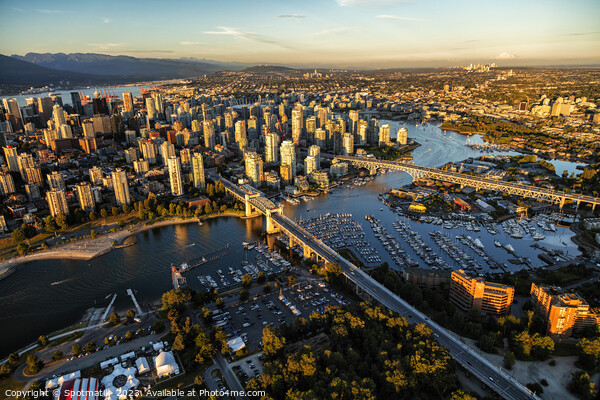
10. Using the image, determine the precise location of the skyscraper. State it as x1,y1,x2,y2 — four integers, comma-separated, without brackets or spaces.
46,189,69,216
342,132,354,155
52,104,66,127
0,172,15,195
25,167,43,186
203,120,215,149
89,166,103,185
161,141,175,165
47,171,66,191
357,120,368,145
111,169,131,205
280,140,296,178
264,132,280,163
167,156,184,196
146,97,157,120
379,124,391,147
38,96,54,124
192,152,206,190
2,146,19,172
123,92,134,114
305,116,317,143
2,98,23,130
291,107,303,144
76,182,96,212
308,145,321,169
304,156,317,176
244,152,264,187
235,120,247,144
397,126,408,145
70,92,83,115
348,110,359,136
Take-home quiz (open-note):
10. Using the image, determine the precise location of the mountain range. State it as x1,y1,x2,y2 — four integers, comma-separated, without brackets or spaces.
0,52,254,89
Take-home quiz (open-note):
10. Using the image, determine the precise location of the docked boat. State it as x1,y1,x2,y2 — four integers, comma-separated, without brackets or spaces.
494,240,502,247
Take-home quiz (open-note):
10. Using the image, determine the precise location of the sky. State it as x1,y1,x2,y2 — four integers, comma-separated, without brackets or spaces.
0,0,599,68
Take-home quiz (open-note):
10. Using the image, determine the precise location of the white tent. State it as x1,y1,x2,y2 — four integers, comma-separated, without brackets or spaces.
101,365,139,400
45,378,58,389
152,342,164,351
57,371,81,385
120,351,135,362
227,336,246,352
154,351,179,377
135,357,150,375
100,357,119,369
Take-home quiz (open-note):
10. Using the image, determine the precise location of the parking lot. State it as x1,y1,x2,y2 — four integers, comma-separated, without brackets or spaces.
205,279,352,354
230,353,264,385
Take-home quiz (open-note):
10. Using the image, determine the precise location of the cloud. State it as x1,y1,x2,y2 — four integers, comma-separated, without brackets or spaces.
180,41,201,45
560,31,600,36
376,14,424,21
336,0,404,8
277,14,305,19
35,9,68,14
88,43,123,51
102,17,111,23
311,27,355,37
494,52,517,60
204,26,293,50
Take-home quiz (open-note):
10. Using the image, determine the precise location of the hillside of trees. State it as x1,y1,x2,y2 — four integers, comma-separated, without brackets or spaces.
246,302,470,400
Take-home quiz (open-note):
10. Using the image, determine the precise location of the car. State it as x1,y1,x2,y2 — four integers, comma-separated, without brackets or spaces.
246,359,252,364
250,364,255,368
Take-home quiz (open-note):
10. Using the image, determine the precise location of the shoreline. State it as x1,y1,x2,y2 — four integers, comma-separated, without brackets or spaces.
0,212,248,281
440,126,593,165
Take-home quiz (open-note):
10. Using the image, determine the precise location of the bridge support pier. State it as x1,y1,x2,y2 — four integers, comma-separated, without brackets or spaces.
303,246,313,259
265,210,281,234
559,197,566,210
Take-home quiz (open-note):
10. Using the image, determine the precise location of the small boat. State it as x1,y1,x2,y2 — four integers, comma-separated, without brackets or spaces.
504,244,515,253
494,240,501,247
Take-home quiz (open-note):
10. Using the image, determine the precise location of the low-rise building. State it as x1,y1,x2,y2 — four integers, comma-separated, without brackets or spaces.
449,269,514,316
530,283,600,339
402,267,451,288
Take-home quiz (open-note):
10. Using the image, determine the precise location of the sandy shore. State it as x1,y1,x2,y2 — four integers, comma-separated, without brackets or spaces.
0,213,247,280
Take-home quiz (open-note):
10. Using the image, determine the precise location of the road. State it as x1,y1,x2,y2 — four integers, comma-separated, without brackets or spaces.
272,214,538,400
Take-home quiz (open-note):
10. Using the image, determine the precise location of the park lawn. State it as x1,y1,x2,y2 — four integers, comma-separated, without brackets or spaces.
0,232,54,260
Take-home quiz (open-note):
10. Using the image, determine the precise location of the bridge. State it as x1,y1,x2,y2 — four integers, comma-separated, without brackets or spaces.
208,171,538,400
333,155,600,210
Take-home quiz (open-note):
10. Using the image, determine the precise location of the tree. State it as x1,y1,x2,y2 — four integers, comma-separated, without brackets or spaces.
263,283,272,294
262,325,285,357
577,338,600,371
125,331,133,340
17,243,29,255
241,273,252,288
104,337,111,345
11,228,26,243
239,289,249,302
257,272,266,284
111,207,119,217
161,288,192,310
100,209,108,219
26,353,43,374
90,229,96,239
52,351,63,361
109,312,120,325
194,375,203,386
448,390,478,400
173,333,186,351
89,211,97,221
122,204,131,214
288,275,296,286
85,341,96,352
503,351,516,370
215,297,225,309
71,343,82,356
126,309,136,321
55,214,68,230
37,335,48,347
568,371,598,400
526,382,543,395
204,203,213,214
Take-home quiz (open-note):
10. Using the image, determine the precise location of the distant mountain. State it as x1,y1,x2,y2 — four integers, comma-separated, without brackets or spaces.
11,52,223,79
0,54,114,86
178,57,251,71
243,65,299,74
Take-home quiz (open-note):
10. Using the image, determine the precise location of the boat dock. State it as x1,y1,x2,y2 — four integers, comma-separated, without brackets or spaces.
101,294,117,321
126,288,143,315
